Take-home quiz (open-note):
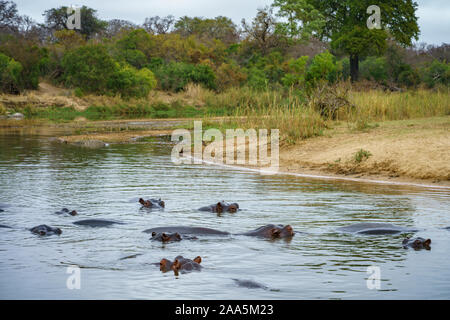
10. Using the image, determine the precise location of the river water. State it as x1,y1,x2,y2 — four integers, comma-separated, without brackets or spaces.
0,128,449,299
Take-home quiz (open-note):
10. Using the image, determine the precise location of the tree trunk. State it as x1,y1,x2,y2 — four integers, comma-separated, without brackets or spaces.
350,55,359,82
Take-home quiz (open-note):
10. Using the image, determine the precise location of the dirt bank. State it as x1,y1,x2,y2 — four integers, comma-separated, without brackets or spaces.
278,117,450,187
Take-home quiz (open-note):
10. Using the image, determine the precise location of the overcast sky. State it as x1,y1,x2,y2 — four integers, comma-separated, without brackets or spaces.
14,0,450,45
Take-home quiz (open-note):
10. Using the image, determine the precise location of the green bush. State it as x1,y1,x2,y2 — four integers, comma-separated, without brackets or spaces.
155,62,216,91
246,67,268,90
62,45,117,94
397,65,420,88
306,51,341,85
108,66,157,98
422,60,450,88
0,53,23,94
360,57,388,83
281,56,309,88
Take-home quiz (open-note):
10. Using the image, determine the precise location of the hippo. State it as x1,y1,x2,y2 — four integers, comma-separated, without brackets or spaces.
402,237,431,250
237,224,295,239
30,225,62,236
73,219,124,227
55,208,78,216
337,223,418,235
139,198,165,209
144,224,295,240
0,209,3,213
150,232,198,242
233,279,268,290
0,224,11,228
159,256,202,275
151,232,182,242
119,253,143,260
144,226,230,236
199,201,239,214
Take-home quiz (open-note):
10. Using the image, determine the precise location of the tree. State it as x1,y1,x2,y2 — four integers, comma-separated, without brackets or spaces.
0,0,21,33
174,16,239,44
273,0,420,82
104,19,137,38
143,15,174,35
43,5,107,39
241,7,281,55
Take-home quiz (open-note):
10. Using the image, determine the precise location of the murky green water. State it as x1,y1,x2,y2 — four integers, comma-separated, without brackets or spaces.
0,128,449,299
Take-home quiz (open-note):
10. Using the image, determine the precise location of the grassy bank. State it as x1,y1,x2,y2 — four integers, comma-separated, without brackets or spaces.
1,83,449,144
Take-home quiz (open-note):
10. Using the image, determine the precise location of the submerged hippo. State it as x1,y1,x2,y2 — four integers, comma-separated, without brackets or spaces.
144,226,230,236
0,209,3,213
150,232,198,242
144,224,295,239
237,224,294,239
403,237,431,250
30,225,62,236
0,224,11,228
233,279,268,290
199,201,239,214
159,256,202,275
337,223,417,235
73,219,124,227
139,198,165,209
55,208,78,216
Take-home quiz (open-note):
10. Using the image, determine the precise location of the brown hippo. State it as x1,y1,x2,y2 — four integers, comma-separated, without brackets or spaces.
237,224,295,239
139,198,165,209
55,208,78,216
159,256,202,275
150,232,197,242
198,201,239,214
143,224,295,239
402,237,431,250
144,226,230,236
30,225,62,236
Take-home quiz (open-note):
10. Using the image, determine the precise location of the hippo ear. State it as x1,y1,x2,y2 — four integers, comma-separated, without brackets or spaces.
162,233,169,241
194,256,202,264
152,232,156,237
172,259,181,271
160,201,165,208
175,233,181,240
425,239,431,246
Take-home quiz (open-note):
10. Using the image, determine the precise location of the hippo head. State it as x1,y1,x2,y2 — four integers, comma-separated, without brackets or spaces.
159,258,173,272
267,225,294,239
139,198,152,208
151,232,182,242
69,210,78,216
32,225,62,236
156,199,165,208
171,256,202,272
403,237,431,250
227,203,239,213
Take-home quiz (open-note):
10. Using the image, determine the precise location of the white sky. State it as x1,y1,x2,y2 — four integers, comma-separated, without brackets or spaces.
13,0,450,45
